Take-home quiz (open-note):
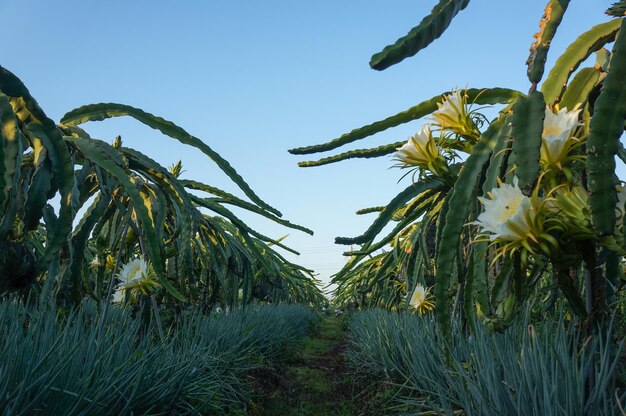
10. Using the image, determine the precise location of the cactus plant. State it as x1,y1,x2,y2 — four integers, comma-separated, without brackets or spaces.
0,66,324,309
292,3,626,338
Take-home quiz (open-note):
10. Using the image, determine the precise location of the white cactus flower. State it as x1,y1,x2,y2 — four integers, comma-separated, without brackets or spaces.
433,89,465,128
113,259,160,304
395,125,440,167
431,89,479,140
409,284,434,314
117,258,150,290
540,106,581,166
476,178,536,242
409,284,427,307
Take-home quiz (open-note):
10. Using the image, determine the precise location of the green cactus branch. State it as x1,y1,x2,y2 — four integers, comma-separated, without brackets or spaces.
586,17,626,235
542,18,622,103
435,116,508,342
297,141,404,167
61,103,282,217
289,88,521,156
511,91,545,193
370,0,470,70
526,0,570,85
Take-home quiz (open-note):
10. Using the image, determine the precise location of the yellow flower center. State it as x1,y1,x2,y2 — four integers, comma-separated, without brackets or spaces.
542,125,562,138
503,202,519,219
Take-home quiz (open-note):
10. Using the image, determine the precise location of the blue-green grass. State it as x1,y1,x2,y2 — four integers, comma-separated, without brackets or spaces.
346,309,625,415
0,300,315,415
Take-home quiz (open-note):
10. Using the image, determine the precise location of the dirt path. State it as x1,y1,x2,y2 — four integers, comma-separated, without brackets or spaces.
254,316,382,416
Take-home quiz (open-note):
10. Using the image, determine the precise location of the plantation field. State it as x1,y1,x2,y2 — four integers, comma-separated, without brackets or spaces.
2,0,626,415
257,316,385,416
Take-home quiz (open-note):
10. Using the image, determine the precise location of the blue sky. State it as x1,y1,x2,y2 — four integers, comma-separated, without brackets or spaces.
2,1,612,290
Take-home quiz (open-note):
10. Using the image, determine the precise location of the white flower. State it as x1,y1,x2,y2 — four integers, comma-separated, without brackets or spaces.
117,258,149,290
409,284,434,314
409,284,427,307
476,178,536,242
111,259,149,304
540,106,581,166
433,89,465,128
431,89,479,140
395,125,440,167
112,259,160,304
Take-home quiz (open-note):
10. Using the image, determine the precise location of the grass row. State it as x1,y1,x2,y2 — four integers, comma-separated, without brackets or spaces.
345,309,626,415
0,300,316,415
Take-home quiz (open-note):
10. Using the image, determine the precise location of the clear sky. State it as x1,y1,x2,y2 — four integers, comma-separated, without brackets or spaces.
2,1,612,292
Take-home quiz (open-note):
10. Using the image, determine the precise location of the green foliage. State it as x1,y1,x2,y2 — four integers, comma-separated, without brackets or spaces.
0,66,324,309
335,179,443,246
346,309,626,415
0,300,316,415
559,66,601,110
295,141,403,167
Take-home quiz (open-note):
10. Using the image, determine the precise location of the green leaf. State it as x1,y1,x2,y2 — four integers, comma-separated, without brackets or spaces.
345,206,429,256
542,18,622,104
470,242,490,316
289,88,521,156
490,253,514,308
463,247,478,333
526,0,570,84
482,117,513,194
586,18,626,236
61,103,282,217
559,67,601,110
370,0,470,70
122,146,197,279
473,121,514,318
355,206,385,215
511,91,545,193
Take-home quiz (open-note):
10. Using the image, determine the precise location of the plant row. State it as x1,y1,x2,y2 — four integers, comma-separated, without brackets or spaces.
0,301,316,415
0,66,325,309
346,309,625,415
